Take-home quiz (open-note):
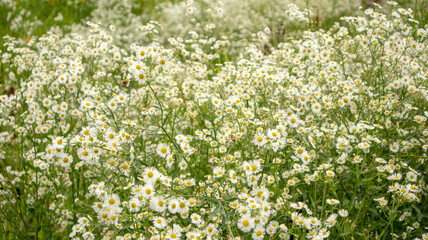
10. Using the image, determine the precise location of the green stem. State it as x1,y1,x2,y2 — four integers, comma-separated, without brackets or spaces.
320,180,327,218
349,163,360,211
352,181,371,230
379,200,399,239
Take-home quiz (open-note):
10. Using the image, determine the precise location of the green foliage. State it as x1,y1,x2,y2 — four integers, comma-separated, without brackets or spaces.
0,0,427,239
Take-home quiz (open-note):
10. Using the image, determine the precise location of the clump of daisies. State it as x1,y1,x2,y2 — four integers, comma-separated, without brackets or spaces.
0,1,427,239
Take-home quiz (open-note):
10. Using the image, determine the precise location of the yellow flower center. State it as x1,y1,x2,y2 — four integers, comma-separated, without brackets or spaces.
242,220,249,227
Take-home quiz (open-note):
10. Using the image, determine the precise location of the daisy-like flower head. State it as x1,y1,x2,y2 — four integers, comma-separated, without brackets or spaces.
143,167,160,183
389,142,400,153
156,143,171,158
104,194,120,208
338,209,349,217
288,114,300,128
252,132,267,147
374,197,388,207
326,199,340,205
237,214,255,233
166,227,181,239
267,128,281,139
213,166,226,178
168,198,179,214
53,136,67,149
142,183,155,199
128,198,141,212
152,216,167,229
58,153,73,168
177,199,189,214
326,170,335,177
252,226,265,240
190,213,203,225
150,196,166,213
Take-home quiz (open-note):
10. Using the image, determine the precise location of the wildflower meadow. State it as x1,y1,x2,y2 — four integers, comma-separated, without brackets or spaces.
0,0,427,239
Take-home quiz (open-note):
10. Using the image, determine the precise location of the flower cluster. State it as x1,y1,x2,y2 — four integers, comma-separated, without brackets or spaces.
0,1,427,239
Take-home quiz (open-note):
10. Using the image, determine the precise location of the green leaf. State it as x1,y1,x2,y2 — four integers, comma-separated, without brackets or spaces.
38,229,45,239
340,221,352,237
411,204,423,222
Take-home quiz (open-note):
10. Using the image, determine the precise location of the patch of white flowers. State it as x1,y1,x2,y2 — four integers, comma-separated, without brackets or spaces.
0,1,427,240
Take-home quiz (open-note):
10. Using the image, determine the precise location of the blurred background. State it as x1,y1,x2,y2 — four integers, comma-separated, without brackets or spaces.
1,0,425,44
